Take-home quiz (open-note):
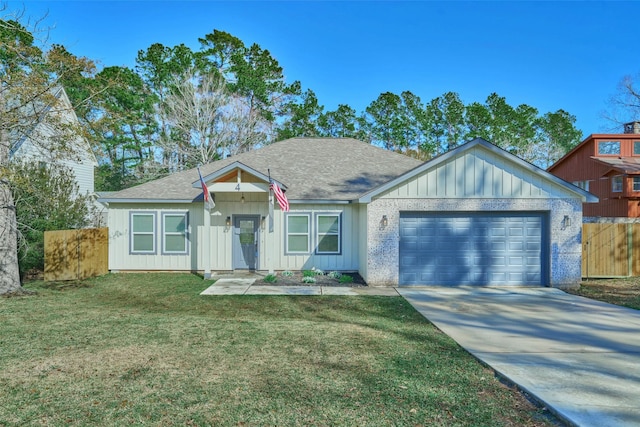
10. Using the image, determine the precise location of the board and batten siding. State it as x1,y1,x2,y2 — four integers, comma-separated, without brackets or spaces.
381,146,575,200
108,203,201,272
108,193,362,273
246,202,361,272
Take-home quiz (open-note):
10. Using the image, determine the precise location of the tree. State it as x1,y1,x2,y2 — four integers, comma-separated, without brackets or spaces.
276,87,323,140
9,162,92,278
317,104,359,138
0,9,93,294
605,72,640,130
160,70,271,168
199,30,300,126
423,91,466,155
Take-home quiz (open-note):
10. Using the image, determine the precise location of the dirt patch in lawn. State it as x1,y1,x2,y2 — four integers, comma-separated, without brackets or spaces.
253,271,367,287
569,277,640,310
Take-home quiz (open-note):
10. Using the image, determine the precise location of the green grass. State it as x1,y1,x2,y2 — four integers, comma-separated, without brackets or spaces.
0,274,553,426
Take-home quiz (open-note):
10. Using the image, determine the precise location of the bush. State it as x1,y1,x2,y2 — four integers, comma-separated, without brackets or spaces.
328,271,342,280
303,270,315,277
264,274,278,283
10,163,94,278
302,276,316,284
282,270,294,277
339,275,354,284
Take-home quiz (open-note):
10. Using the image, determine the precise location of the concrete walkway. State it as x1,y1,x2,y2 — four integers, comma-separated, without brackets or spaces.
397,286,640,427
200,276,398,296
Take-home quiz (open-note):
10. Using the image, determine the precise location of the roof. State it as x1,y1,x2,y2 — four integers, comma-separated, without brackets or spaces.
591,157,640,175
359,138,598,203
101,138,423,203
548,132,640,172
9,86,98,165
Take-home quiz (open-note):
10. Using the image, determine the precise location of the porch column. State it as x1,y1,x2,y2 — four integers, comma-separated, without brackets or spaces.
203,205,212,279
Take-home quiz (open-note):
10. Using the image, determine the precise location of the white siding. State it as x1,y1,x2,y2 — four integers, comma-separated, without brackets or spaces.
108,195,363,274
381,146,575,200
108,203,199,272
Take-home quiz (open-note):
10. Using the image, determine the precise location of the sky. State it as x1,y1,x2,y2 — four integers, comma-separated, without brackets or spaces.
10,1,640,137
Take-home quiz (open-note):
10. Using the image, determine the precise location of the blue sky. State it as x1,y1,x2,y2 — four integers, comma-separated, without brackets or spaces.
12,1,640,137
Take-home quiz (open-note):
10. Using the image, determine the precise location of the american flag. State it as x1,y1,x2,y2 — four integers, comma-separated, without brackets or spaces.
270,180,289,212
198,167,215,210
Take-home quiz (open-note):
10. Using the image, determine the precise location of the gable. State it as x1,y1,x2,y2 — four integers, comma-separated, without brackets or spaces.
369,142,592,201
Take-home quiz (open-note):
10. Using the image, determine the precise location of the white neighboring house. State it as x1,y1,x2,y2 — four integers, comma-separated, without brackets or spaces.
9,86,104,225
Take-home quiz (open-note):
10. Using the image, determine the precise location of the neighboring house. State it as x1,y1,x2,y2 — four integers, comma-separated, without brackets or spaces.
100,137,595,288
548,122,640,218
9,86,103,222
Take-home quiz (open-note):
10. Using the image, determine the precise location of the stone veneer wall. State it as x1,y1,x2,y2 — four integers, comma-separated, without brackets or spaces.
366,198,583,289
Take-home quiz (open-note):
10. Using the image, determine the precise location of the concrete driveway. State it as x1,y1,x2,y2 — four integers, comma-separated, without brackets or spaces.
397,286,640,427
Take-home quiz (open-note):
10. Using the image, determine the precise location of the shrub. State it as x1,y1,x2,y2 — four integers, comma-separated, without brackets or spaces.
264,274,278,283
302,276,316,284
282,270,294,277
313,268,325,276
328,271,342,280
339,275,354,284
303,270,315,277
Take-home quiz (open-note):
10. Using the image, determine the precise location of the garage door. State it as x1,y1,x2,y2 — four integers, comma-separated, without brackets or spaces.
399,212,546,286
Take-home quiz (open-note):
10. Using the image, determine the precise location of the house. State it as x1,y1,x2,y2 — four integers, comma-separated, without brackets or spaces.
9,86,103,222
100,137,595,288
548,122,640,218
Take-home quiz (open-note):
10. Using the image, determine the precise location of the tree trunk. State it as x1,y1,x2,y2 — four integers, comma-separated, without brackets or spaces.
0,179,22,295
0,90,24,295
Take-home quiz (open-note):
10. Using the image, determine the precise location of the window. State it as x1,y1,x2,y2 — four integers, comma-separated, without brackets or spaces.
316,214,341,254
598,141,621,155
163,212,189,254
634,141,640,155
286,214,310,254
131,212,156,254
572,180,590,191
612,175,623,192
634,177,640,192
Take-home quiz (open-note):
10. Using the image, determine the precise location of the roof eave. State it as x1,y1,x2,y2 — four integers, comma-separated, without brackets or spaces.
98,198,195,204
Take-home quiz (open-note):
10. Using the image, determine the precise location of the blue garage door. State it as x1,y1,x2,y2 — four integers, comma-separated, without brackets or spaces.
399,212,547,286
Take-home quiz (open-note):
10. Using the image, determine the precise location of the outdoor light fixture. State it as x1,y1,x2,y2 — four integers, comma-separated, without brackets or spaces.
261,216,266,230
241,193,245,203
226,216,231,227
562,215,571,228
382,215,388,227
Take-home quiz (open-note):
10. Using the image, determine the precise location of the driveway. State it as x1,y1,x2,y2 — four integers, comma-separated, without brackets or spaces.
397,286,640,427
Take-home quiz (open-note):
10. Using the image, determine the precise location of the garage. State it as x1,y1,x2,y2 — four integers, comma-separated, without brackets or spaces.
399,212,548,286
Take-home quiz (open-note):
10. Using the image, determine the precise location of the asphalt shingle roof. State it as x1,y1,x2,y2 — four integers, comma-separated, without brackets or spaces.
104,138,424,202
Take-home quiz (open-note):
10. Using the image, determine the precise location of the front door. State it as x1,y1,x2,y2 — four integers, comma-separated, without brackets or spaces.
232,215,259,270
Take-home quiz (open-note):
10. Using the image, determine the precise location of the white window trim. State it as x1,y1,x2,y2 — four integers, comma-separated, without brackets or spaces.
285,213,311,254
162,212,189,255
130,212,156,254
315,213,342,255
612,175,623,193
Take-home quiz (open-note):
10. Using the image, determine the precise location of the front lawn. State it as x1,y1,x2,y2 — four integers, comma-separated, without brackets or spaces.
569,277,640,310
1,274,555,426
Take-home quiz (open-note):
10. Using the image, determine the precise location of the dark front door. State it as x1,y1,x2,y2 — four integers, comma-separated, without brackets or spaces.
232,215,259,270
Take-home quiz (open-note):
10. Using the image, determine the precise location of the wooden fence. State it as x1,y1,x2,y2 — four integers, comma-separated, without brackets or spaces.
582,223,640,278
44,228,109,281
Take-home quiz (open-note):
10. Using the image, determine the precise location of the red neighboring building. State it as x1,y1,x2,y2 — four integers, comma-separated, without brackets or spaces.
549,122,640,217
